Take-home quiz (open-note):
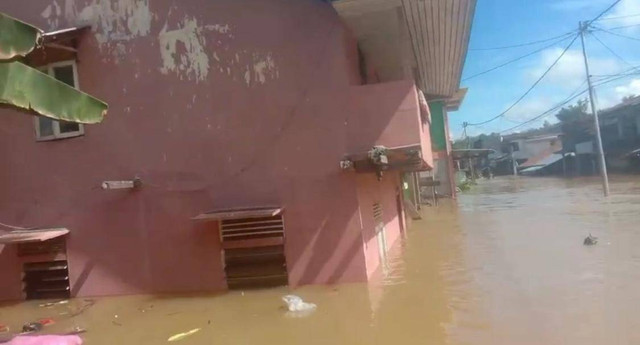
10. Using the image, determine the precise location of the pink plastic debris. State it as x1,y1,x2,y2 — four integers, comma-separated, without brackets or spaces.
4,335,82,345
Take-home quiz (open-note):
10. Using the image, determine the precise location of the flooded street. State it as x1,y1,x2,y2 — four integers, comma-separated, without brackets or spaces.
2,176,640,344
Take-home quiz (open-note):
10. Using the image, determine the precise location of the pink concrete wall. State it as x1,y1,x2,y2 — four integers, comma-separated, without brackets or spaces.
347,80,422,153
355,172,403,278
0,245,22,299
443,109,457,198
0,0,379,300
419,99,435,168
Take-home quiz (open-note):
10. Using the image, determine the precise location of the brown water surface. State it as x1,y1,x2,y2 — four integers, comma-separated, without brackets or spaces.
2,176,640,344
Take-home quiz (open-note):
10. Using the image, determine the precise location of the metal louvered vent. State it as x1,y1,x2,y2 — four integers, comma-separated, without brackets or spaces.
220,215,287,290
221,216,284,242
23,260,70,300
373,202,383,224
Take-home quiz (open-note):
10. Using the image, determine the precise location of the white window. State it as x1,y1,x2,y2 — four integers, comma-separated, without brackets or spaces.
34,61,84,141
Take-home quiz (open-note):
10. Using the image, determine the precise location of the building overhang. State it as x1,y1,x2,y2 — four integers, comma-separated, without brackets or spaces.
445,88,468,111
332,0,476,99
451,148,495,160
0,228,69,244
344,144,431,176
192,207,283,221
27,26,89,67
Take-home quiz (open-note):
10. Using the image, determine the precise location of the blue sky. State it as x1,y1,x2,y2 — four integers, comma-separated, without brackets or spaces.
453,0,640,139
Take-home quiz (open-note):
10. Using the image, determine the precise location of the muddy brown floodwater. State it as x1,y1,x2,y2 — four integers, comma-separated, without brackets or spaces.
2,176,640,344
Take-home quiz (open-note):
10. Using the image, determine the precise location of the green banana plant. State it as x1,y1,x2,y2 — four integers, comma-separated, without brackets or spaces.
0,12,107,124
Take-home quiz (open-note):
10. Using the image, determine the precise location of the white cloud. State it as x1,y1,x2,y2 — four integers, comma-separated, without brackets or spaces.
601,0,640,32
527,48,624,89
550,0,640,33
614,78,640,97
503,97,557,122
549,0,607,11
497,46,631,131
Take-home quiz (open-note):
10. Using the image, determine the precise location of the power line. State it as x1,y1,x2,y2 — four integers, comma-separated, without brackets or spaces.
468,31,576,51
595,27,640,41
588,0,624,24
499,80,588,133
463,34,574,81
500,69,640,134
593,69,640,86
590,32,639,71
595,13,640,21
591,63,640,78
601,23,640,31
467,33,579,127
500,91,588,134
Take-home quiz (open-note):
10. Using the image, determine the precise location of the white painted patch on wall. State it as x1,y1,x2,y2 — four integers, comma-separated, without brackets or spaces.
204,24,230,34
41,0,281,86
159,17,211,83
252,53,277,85
243,53,279,86
42,0,152,61
41,1,62,27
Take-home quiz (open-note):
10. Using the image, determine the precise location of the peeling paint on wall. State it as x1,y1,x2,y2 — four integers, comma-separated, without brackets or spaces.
243,53,279,86
42,0,152,60
41,1,62,28
159,17,211,82
40,0,281,86
252,53,278,85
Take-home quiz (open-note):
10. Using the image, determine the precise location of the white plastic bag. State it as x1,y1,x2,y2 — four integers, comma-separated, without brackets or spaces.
282,295,317,313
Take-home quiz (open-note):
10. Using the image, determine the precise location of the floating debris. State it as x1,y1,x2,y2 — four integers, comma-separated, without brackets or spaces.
584,234,598,246
167,328,200,342
37,319,55,327
68,299,96,318
39,300,69,308
282,295,317,312
21,322,43,333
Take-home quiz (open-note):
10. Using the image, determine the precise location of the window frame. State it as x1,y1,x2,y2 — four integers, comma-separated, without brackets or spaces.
34,61,84,141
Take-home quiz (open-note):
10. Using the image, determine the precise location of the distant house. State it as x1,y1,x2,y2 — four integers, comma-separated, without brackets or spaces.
498,130,563,175
565,96,640,174
598,96,640,171
503,132,563,164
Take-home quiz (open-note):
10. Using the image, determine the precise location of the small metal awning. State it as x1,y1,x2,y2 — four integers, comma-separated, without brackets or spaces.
192,207,283,221
451,149,495,160
42,26,89,44
27,26,90,67
624,148,640,158
347,145,430,173
520,153,564,175
0,228,69,245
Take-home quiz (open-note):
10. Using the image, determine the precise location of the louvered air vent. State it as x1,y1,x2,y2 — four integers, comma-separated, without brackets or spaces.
23,260,70,300
373,202,383,224
220,215,287,289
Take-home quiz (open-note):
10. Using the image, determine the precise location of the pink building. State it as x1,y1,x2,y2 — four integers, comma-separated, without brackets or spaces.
0,0,474,300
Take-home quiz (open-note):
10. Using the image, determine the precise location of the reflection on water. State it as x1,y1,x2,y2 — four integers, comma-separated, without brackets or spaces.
2,176,640,344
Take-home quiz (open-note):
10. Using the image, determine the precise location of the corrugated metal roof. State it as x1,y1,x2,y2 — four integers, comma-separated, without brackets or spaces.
401,0,476,98
333,0,476,99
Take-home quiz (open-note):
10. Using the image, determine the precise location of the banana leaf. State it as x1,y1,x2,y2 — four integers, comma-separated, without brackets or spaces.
0,12,42,60
0,61,107,124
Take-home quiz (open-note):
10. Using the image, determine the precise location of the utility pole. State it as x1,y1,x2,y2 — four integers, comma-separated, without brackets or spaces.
579,21,610,196
509,143,517,176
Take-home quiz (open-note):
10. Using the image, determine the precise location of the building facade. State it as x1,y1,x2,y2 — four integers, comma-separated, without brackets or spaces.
0,0,473,300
